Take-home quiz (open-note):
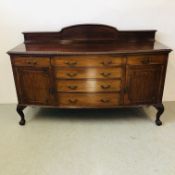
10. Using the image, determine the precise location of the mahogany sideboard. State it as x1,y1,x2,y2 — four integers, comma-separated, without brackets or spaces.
7,24,172,126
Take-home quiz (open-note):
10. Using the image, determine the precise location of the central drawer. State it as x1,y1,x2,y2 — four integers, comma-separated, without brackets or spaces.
56,79,121,92
54,67,123,79
51,55,124,67
57,93,121,107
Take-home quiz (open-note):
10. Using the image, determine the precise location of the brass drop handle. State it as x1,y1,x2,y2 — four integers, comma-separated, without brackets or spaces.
101,85,111,89
100,99,110,103
101,72,111,77
65,61,77,66
68,85,78,90
27,61,32,64
141,58,150,64
27,61,37,65
68,99,78,104
101,61,113,66
66,73,77,77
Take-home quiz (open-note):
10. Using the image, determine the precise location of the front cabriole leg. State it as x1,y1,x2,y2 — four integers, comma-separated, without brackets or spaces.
154,104,164,126
16,105,27,126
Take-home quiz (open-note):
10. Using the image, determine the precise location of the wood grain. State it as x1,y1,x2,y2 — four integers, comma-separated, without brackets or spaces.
51,55,124,67
15,67,52,105
124,65,164,105
127,54,165,65
54,67,123,79
13,56,50,67
56,93,121,107
56,79,121,92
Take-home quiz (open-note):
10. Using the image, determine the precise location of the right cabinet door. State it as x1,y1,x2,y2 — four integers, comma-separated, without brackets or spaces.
124,65,164,105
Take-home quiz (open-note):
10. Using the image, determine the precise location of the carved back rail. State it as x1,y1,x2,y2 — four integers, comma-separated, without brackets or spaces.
23,24,156,45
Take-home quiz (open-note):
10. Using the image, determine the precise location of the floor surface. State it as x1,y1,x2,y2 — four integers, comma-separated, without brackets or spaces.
0,102,175,175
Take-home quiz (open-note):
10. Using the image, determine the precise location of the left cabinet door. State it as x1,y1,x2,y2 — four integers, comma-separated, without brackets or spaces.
15,67,53,105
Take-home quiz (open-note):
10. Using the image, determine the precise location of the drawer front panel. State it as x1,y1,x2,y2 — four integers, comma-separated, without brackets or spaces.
51,55,124,67
54,67,123,79
127,55,165,65
57,93,121,107
56,79,121,92
13,57,50,67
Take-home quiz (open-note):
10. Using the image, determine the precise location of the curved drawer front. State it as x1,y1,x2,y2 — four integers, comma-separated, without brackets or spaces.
127,54,165,65
57,93,121,107
51,55,124,67
56,79,121,92
54,67,123,79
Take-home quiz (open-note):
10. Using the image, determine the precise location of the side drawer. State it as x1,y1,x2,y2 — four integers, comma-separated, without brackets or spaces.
51,55,125,67
54,67,123,79
57,93,121,107
56,79,121,92
13,56,50,67
127,54,166,65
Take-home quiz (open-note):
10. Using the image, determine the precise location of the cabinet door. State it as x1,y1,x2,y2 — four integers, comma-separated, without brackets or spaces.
124,65,164,105
15,67,52,105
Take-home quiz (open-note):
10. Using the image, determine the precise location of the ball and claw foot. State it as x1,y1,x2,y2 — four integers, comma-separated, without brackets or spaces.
154,104,164,126
17,105,26,126
155,119,162,126
19,119,26,126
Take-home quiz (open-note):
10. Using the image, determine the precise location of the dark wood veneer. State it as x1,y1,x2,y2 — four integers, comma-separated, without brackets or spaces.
8,24,172,126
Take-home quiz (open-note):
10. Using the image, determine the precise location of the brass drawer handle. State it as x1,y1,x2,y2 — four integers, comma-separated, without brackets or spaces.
27,61,32,64
100,99,110,103
68,85,78,90
27,61,37,65
68,99,78,104
101,61,113,66
141,58,150,64
101,85,111,89
100,72,111,77
66,73,77,77
65,62,77,66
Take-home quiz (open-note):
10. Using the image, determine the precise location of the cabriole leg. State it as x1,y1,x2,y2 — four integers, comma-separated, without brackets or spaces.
16,105,27,126
154,104,164,126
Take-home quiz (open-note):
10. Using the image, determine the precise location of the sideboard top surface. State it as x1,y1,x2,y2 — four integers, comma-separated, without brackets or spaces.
8,24,172,55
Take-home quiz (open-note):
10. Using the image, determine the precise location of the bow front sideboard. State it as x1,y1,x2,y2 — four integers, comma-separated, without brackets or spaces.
7,24,172,126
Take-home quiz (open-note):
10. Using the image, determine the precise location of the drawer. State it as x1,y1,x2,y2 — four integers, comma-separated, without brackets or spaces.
127,55,165,65
51,55,124,67
56,79,121,92
13,57,50,67
54,67,123,79
57,93,121,107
